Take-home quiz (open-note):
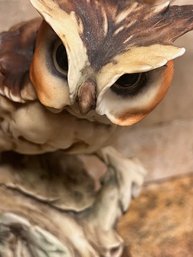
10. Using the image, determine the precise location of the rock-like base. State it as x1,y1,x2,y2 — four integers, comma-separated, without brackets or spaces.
119,175,193,257
0,150,146,257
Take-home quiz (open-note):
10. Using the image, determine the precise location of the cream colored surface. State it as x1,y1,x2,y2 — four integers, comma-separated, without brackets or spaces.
0,96,115,154
97,45,184,92
97,66,170,125
30,0,89,102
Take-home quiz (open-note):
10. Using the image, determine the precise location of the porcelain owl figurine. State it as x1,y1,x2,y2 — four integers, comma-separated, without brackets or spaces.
0,1,193,257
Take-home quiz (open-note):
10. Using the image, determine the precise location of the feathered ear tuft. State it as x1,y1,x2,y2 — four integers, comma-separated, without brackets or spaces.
30,0,193,72
166,4,193,43
119,1,193,47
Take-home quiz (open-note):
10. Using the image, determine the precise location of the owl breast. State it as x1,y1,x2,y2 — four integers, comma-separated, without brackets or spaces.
0,96,115,155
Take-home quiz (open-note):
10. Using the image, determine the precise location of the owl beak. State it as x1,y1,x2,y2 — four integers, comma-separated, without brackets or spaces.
77,79,97,114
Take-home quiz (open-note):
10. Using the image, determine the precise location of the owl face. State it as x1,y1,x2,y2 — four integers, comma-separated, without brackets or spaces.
30,0,193,126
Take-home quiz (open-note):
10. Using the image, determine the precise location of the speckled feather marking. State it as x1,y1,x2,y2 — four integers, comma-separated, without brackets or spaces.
54,0,193,70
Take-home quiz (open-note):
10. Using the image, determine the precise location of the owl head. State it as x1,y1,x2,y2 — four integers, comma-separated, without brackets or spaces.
30,0,193,126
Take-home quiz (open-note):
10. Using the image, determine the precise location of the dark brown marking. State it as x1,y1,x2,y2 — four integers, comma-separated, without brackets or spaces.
0,18,42,98
50,1,193,70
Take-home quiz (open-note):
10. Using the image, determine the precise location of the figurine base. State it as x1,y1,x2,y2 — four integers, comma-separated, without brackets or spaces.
0,149,146,257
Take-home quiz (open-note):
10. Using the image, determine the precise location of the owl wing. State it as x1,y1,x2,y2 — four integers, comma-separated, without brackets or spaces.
0,18,42,103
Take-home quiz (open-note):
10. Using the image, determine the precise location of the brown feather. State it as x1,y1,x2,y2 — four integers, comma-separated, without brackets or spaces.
36,0,193,70
0,18,42,102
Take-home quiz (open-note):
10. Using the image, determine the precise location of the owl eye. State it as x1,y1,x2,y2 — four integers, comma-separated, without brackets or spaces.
111,73,147,96
53,42,68,76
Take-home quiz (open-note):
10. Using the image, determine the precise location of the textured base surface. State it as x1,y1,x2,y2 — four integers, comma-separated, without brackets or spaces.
119,175,193,257
0,151,145,257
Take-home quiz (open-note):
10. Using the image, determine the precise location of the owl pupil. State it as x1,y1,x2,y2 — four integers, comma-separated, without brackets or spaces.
54,43,68,73
118,73,140,87
111,73,147,96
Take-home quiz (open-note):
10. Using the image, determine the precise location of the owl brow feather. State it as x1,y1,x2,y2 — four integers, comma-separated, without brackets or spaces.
54,0,193,70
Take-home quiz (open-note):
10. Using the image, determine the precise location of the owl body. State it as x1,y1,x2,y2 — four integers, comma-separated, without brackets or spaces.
0,0,193,156
0,95,116,155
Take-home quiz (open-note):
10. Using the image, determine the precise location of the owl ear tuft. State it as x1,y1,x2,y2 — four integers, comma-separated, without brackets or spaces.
157,4,193,44
123,2,193,46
